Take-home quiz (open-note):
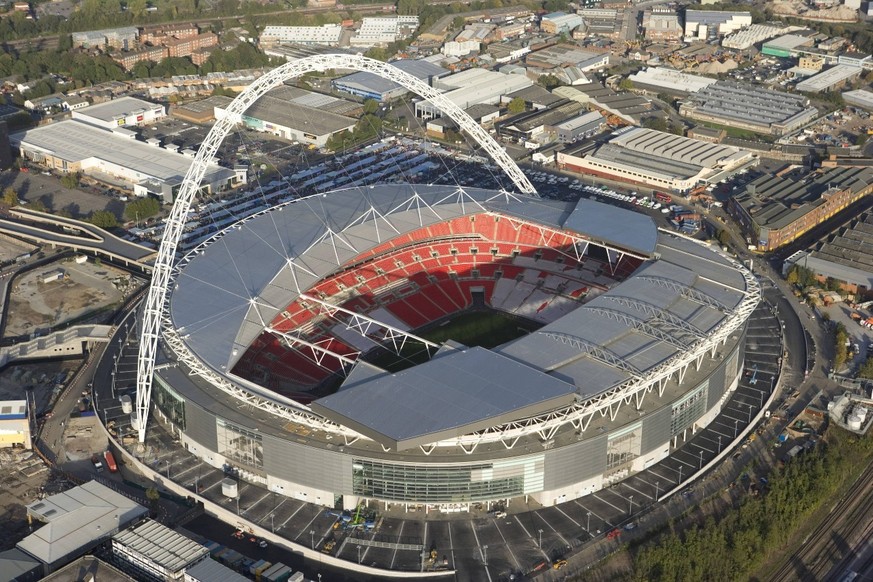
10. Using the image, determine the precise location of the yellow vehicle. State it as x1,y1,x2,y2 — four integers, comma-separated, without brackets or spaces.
553,559,568,570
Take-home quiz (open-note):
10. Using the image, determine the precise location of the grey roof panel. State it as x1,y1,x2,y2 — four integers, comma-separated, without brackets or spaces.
563,198,658,256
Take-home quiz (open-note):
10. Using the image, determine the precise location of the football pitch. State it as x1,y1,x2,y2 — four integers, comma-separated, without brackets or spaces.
368,310,538,373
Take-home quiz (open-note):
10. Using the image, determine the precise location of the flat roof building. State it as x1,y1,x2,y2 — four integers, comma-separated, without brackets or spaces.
525,44,609,72
679,81,817,136
554,83,652,124
350,16,419,48
722,24,793,50
110,519,209,581
259,24,343,46
333,58,449,101
555,110,605,143
0,400,30,449
71,97,166,129
12,121,244,202
557,126,756,192
762,34,815,58
729,167,873,251
795,64,862,93
540,12,583,35
844,89,873,111
684,10,752,40
642,9,682,41
416,69,532,119
17,481,147,575
171,95,234,124
627,67,718,96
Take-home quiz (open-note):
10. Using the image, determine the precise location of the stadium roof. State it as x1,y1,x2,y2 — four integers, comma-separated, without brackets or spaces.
18,481,146,566
311,346,578,449
565,198,657,255
169,185,655,375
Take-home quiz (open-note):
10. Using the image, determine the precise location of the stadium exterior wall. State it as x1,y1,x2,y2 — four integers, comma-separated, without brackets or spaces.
156,332,746,509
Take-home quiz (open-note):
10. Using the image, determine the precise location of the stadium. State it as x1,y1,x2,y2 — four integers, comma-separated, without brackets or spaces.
134,55,760,514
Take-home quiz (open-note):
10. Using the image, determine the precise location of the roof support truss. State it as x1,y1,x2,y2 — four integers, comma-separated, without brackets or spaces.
636,275,730,313
586,306,691,350
540,331,642,377
267,327,359,370
605,295,706,343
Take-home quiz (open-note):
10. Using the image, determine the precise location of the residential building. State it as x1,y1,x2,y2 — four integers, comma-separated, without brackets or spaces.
259,24,344,46
165,32,218,58
113,46,168,71
72,27,138,50
140,22,198,45
729,167,873,251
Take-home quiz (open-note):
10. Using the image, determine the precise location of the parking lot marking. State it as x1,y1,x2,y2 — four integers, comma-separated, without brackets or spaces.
294,510,322,542
493,519,522,570
534,511,570,548
469,521,493,582
513,514,534,539
447,522,456,571
619,480,652,501
554,505,581,528
591,492,624,513
572,500,611,529
389,520,405,569
421,522,428,572
317,521,335,554
243,491,273,515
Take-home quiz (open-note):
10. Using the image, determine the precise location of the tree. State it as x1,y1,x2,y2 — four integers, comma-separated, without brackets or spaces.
717,229,731,246
124,197,161,222
2,187,18,207
145,487,160,519
643,117,668,132
89,210,117,229
858,356,873,380
537,74,563,91
60,173,80,189
618,77,634,91
363,98,379,114
507,97,526,114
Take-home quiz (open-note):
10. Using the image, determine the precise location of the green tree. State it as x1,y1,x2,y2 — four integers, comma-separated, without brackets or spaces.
124,197,161,222
145,487,160,518
2,187,18,207
858,356,873,379
834,322,848,371
60,173,80,189
363,98,379,114
643,116,668,132
507,97,526,114
717,229,731,246
618,77,634,91
89,210,117,229
537,74,563,91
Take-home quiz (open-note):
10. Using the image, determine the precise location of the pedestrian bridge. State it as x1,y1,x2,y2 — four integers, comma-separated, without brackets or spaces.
0,324,113,368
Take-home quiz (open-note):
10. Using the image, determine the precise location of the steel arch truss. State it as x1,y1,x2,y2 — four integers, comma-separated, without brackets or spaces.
135,54,537,442
585,306,693,350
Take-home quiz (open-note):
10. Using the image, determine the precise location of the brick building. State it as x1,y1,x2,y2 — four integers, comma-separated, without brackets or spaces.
140,22,198,45
114,46,168,71
729,167,873,251
165,32,218,58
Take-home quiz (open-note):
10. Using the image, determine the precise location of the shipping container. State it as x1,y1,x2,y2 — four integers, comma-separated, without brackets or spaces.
103,450,118,473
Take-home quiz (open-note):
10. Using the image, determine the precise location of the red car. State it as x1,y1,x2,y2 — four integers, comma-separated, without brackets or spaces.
607,529,621,540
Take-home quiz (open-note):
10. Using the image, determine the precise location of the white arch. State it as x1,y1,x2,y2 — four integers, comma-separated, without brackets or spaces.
135,54,538,442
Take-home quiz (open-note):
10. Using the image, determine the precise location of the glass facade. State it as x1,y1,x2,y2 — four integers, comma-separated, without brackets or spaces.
217,418,263,468
351,456,544,503
671,381,708,436
606,423,642,471
153,375,186,431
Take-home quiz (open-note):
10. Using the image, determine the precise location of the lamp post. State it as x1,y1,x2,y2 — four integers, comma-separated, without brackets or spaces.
718,435,722,452
734,418,739,438
538,528,543,549
357,544,362,565
747,403,753,423
699,449,704,469
679,464,683,484
483,545,488,566
628,494,634,515
165,459,171,479
310,529,315,550
270,513,274,533
587,511,591,532
655,481,660,501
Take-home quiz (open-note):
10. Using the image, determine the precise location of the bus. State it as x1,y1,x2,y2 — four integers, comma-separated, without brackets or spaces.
654,192,671,203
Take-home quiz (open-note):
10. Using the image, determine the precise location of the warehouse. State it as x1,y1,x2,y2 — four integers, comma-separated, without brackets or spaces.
555,110,605,143
71,97,166,129
333,58,449,101
761,34,814,58
556,126,756,192
415,68,532,119
729,167,873,251
215,93,356,147
627,67,718,96
795,64,862,93
679,81,818,136
525,44,609,73
496,99,584,142
12,120,245,202
722,24,793,50
844,89,873,111
540,12,583,35
171,95,233,124
684,10,752,40
784,207,873,295
0,400,30,449
111,520,208,581
350,16,419,48
554,83,652,124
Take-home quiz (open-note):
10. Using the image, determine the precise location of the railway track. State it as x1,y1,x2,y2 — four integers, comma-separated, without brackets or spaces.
767,460,873,582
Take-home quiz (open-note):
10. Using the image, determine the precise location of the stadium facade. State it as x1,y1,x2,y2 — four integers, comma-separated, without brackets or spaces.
150,184,759,510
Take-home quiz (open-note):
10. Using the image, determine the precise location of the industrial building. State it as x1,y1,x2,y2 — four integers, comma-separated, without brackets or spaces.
761,34,815,58
844,89,873,111
12,121,245,202
627,67,718,96
525,44,610,73
110,519,209,581
577,8,624,39
332,58,449,101
642,9,682,41
72,97,166,129
259,24,343,46
171,95,234,124
556,126,756,192
414,68,532,119
729,167,873,251
721,24,793,50
0,400,30,449
554,83,653,124
795,64,862,93
679,81,818,136
784,207,873,295
154,183,758,511
555,110,605,143
16,481,147,575
442,40,480,57
496,99,584,143
214,88,357,148
684,10,752,40
350,16,419,48
540,12,583,35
